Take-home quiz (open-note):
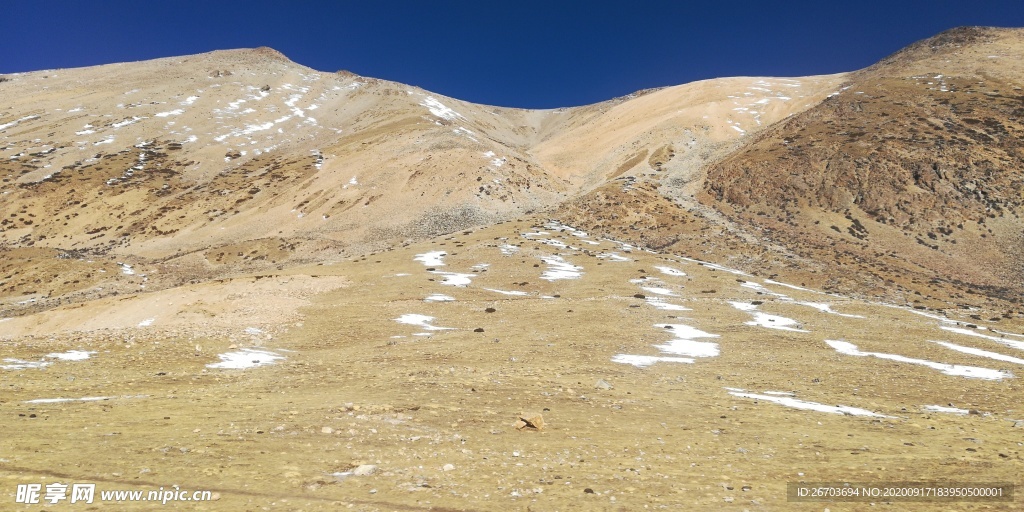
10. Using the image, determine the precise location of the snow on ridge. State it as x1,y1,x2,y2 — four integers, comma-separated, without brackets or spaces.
421,96,463,121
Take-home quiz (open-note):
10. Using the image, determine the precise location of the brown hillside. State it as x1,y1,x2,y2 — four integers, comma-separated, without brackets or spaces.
702,26,1024,309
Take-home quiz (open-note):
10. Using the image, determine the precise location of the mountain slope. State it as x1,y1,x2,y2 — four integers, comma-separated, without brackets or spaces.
3,27,1024,511
0,47,842,315
700,27,1024,311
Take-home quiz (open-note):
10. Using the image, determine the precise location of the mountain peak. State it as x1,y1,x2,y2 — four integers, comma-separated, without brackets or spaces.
248,46,290,61
868,25,1007,73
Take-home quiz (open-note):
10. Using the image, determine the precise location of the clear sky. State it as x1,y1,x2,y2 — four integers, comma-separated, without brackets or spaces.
2,1,1023,108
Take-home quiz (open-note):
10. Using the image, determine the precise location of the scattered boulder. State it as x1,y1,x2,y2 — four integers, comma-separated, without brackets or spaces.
515,412,545,431
594,379,613,390
352,464,378,476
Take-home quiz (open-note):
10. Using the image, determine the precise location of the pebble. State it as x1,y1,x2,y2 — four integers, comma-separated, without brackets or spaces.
353,464,377,476
442,463,455,471
321,426,334,434
594,379,613,390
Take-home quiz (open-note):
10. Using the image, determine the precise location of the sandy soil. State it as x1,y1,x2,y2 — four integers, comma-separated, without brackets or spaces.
2,218,1021,510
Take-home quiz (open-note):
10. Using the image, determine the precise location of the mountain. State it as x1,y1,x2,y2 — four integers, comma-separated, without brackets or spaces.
0,46,842,316
1,28,1023,511
702,26,1024,310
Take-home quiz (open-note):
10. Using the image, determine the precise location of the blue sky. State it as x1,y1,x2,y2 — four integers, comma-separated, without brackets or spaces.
2,1,1023,108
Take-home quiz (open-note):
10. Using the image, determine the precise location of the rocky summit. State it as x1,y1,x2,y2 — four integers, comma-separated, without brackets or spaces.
1,27,1022,511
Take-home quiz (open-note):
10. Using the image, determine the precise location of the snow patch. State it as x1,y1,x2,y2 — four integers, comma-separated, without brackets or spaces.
612,354,694,367
207,348,285,369
826,340,1011,380
795,302,864,318
728,388,892,417
420,97,463,121
431,271,475,287
940,326,1024,351
395,314,454,331
645,298,690,311
729,302,807,332
655,266,686,277
414,251,447,266
652,323,720,357
922,405,969,415
641,286,678,297
928,340,1024,365
539,255,583,281
25,396,115,404
45,350,95,361
597,252,632,262
484,288,528,296
0,115,40,131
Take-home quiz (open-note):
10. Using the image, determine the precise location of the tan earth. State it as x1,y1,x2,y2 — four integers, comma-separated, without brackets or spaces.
1,27,1023,511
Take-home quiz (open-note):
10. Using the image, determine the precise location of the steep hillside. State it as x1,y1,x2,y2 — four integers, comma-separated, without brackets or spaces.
0,48,842,317
694,27,1024,312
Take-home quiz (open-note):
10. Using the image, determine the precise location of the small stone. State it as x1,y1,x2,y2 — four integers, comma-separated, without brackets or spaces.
442,463,455,471
515,412,544,431
321,427,334,434
583,488,595,494
353,464,378,476
228,344,237,349
594,379,613,390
